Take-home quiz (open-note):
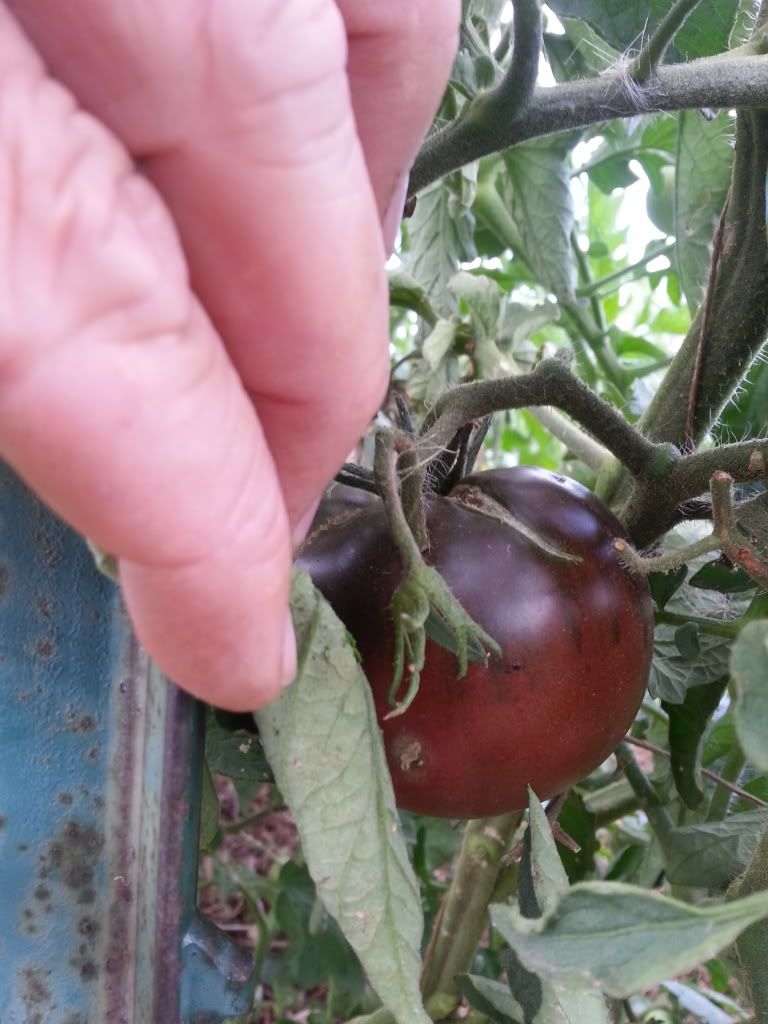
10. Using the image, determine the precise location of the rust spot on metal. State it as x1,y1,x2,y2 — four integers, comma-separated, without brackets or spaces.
33,884,50,901
0,562,9,598
38,821,105,905
17,842,28,852
58,792,74,806
0,814,6,829
20,966,52,1006
35,527,61,569
33,636,57,659
86,745,101,762
33,594,52,618
80,961,98,982
77,715,96,733
77,915,100,942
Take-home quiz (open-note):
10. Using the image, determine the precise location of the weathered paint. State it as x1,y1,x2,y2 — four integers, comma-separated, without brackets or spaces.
0,464,256,1021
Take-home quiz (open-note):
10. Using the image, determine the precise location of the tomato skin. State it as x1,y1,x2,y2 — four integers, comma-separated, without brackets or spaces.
298,466,653,819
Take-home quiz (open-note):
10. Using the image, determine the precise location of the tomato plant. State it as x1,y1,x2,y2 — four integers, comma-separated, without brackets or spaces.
201,1,768,1020
300,466,653,818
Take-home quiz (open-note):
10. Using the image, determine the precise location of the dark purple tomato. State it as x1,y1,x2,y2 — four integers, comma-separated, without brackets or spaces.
298,466,653,819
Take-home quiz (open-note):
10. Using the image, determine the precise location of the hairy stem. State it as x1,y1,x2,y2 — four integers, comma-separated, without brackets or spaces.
653,609,741,640
706,745,748,821
420,813,522,1009
727,825,768,1020
410,56,768,195
576,241,676,299
526,405,610,470
629,0,707,82
493,0,542,113
421,357,659,482
626,736,766,809
616,741,675,840
635,107,768,445
373,432,423,571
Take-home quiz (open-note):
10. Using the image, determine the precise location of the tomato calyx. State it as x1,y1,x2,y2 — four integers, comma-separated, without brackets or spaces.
387,559,501,718
373,429,502,717
449,483,583,564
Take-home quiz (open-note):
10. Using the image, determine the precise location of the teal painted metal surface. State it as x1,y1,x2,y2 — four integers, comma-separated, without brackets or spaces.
0,464,256,1022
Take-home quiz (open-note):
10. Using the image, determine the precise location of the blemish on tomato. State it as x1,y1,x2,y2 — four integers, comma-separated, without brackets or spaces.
395,738,424,773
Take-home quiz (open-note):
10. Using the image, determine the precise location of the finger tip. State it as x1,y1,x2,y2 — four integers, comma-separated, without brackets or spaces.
119,552,294,713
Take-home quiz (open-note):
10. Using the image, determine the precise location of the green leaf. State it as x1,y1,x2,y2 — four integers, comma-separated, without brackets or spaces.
449,271,505,377
501,136,578,304
689,560,758,594
674,621,701,662
275,861,365,992
457,975,522,1024
200,758,220,850
450,270,502,338
650,553,743,702
727,824,768,1017
388,269,439,326
205,708,273,782
675,110,734,314
662,676,728,809
649,565,688,610
408,320,461,407
547,0,739,61
422,319,459,370
615,334,670,362
423,605,492,664
255,569,430,1024
716,355,768,444
663,809,768,889
491,881,768,998
498,301,560,358
528,791,569,916
408,170,477,314
499,793,612,1023
452,52,498,97
732,620,768,772
557,793,599,883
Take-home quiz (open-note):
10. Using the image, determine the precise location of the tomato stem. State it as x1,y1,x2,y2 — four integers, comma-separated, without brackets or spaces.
373,430,502,716
616,471,768,591
420,813,523,1008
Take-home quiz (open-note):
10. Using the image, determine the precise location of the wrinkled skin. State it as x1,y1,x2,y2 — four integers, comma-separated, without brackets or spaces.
0,1,459,708
299,466,653,819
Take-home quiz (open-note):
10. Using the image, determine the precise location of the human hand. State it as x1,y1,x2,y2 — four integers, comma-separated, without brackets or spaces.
0,0,459,709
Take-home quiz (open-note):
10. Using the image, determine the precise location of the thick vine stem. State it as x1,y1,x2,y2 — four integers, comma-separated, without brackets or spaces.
485,0,541,114
410,359,768,549
409,55,768,195
420,813,523,1013
625,441,768,548
615,742,675,840
618,472,768,589
636,106,768,450
372,431,501,717
628,0,707,83
727,825,768,1020
420,356,660,482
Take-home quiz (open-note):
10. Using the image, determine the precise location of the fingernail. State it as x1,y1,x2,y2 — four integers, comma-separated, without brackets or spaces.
280,612,297,689
291,499,320,552
382,172,409,255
